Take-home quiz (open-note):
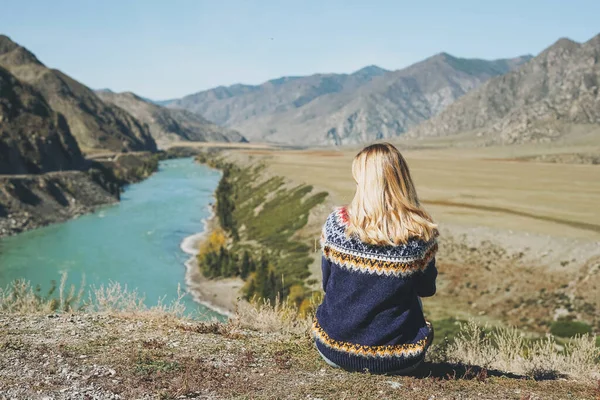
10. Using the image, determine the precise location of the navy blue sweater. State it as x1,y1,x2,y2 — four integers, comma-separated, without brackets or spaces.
313,206,438,373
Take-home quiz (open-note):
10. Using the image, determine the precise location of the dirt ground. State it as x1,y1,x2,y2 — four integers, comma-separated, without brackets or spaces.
1,313,597,400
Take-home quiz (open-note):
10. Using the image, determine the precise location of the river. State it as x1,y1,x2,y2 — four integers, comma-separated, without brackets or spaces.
0,158,223,320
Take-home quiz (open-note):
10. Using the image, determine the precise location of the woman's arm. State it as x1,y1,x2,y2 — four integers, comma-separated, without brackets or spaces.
415,257,437,297
321,255,332,292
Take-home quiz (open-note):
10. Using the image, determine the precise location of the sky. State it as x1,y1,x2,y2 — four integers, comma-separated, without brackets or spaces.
1,0,599,100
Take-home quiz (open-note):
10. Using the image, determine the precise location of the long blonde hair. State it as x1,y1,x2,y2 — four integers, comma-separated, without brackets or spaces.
345,142,438,245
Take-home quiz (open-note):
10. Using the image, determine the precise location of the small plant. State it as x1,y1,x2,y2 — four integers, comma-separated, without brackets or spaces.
0,271,85,313
134,352,180,375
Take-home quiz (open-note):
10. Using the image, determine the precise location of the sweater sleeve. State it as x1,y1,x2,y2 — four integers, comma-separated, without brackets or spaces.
321,255,332,292
415,257,437,297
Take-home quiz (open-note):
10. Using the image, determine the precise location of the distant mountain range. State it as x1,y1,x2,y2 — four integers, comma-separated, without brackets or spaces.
406,34,600,144
2,30,599,168
95,90,246,149
163,55,532,145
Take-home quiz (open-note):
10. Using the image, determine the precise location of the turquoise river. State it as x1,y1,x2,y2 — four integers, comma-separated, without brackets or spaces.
0,158,223,319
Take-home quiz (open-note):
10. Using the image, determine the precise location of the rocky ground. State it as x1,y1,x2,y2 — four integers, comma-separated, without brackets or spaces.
0,171,119,238
433,224,600,332
1,312,598,400
0,152,160,239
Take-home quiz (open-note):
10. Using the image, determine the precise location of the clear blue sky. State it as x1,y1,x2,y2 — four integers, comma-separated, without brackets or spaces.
2,0,599,99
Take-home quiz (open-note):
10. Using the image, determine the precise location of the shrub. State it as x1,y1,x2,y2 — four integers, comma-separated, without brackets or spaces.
432,317,466,344
439,319,600,381
550,319,592,338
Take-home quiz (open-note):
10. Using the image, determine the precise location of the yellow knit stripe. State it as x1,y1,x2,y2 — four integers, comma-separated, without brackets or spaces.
323,241,437,276
312,320,429,358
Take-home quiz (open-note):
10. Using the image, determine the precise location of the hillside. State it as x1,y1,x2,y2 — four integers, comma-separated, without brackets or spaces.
96,90,247,148
0,66,84,174
0,309,597,399
0,35,157,153
166,55,531,145
407,33,600,144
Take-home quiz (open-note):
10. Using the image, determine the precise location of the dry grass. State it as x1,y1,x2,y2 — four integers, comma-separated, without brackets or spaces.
231,296,314,335
225,142,600,240
437,320,600,381
3,275,597,383
0,272,189,319
1,277,599,398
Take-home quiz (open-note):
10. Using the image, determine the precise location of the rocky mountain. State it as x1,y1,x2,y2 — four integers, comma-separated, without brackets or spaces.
0,66,84,174
167,65,389,127
0,35,157,153
165,56,531,145
407,34,600,144
95,90,247,148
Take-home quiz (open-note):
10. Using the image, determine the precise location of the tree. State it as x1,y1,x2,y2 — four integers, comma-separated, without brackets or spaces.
254,254,269,300
240,251,251,279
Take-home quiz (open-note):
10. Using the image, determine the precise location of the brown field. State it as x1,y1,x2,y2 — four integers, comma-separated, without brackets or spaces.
188,134,600,334
235,139,600,241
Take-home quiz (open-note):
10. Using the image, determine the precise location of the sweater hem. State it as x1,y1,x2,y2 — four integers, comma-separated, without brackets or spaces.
312,319,433,361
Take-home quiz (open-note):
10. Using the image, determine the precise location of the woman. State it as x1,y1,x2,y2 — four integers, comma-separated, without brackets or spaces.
312,142,439,375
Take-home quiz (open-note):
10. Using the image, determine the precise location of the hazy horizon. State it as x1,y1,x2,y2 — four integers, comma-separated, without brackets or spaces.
2,0,599,99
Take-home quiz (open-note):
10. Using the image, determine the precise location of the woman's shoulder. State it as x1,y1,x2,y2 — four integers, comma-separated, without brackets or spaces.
324,205,348,228
321,205,437,260
320,206,437,277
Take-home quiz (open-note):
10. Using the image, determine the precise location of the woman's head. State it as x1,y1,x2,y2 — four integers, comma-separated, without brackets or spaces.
346,142,438,245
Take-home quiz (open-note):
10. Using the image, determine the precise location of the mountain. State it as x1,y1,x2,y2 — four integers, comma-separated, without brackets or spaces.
167,65,389,127
95,91,247,148
406,34,600,144
0,66,84,174
165,56,531,145
0,35,157,153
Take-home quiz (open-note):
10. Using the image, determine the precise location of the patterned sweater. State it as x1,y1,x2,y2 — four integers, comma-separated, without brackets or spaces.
312,206,438,373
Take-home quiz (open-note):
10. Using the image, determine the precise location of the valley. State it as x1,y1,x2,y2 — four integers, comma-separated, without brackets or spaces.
184,132,600,338
1,13,600,398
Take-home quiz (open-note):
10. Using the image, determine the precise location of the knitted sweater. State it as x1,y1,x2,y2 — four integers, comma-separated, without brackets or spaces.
312,205,438,373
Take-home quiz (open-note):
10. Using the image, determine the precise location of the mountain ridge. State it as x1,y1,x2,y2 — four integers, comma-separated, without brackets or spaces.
406,33,600,144
165,53,531,145
95,90,247,148
0,35,157,153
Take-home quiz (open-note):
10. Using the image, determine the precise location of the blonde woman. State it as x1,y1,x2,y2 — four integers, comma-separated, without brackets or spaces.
312,142,438,374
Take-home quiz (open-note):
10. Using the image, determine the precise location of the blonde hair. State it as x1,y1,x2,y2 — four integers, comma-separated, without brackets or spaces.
345,142,438,245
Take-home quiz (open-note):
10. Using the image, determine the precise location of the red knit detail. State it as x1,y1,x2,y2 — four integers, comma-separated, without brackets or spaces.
337,205,350,226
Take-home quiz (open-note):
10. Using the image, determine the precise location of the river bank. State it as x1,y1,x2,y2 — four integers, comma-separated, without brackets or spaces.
180,203,242,317
0,152,160,238
190,148,329,312
0,157,225,317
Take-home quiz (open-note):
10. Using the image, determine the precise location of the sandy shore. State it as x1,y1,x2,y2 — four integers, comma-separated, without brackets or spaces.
180,204,244,318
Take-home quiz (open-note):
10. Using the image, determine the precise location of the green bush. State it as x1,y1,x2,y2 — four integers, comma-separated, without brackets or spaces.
432,317,467,344
549,319,592,338
196,152,328,305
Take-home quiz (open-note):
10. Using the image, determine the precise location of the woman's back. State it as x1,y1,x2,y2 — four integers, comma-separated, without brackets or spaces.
313,206,438,374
